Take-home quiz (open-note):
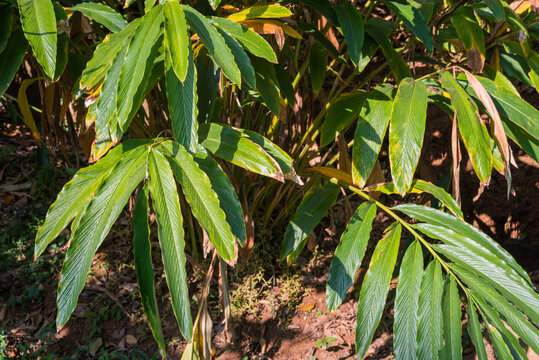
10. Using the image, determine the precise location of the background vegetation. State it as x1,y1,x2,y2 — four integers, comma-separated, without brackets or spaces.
0,0,538,359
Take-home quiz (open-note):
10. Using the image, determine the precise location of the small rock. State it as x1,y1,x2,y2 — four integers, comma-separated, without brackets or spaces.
125,334,137,346
89,337,103,356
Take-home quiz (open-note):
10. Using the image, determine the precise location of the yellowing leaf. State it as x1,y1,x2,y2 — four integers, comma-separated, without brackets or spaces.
305,167,354,185
228,4,292,22
18,78,42,143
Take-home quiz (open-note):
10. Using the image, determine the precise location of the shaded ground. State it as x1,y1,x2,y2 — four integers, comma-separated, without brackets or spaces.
1,113,538,359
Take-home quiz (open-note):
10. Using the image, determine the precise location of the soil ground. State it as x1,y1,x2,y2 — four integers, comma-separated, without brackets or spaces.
1,112,538,359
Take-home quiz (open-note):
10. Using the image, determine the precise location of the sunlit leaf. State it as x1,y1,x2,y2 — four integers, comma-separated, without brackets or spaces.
417,261,443,360
70,3,127,33
389,78,428,195
17,0,57,78
148,148,193,340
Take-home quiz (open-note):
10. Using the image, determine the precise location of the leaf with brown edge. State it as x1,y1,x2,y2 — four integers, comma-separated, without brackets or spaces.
461,68,515,198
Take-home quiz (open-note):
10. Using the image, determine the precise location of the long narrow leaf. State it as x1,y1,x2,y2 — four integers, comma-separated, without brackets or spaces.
440,276,462,360
465,296,487,360
17,0,56,78
166,43,198,153
159,141,236,261
148,149,193,340
193,146,246,246
70,3,127,33
198,123,284,181
326,202,376,312
183,5,241,86
133,184,166,357
389,78,428,195
280,183,340,260
417,261,443,360
57,147,148,326
163,0,189,82
356,224,401,359
352,84,394,187
394,240,423,360
35,141,152,258
393,204,531,285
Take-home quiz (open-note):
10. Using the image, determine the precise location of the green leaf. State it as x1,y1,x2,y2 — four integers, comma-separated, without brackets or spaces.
35,141,151,258
471,294,527,359
183,5,241,86
0,28,28,97
216,27,256,88
251,57,280,115
381,0,433,53
484,0,504,20
393,204,531,285
280,183,340,260
389,78,428,195
320,91,367,147
450,264,539,353
417,261,443,360
309,42,327,95
465,296,487,360
166,43,198,153
92,38,129,152
440,276,462,360
476,76,539,141
79,19,140,91
451,7,485,55
52,3,68,81
440,72,492,183
356,223,401,359
227,4,292,21
144,0,156,12
193,146,246,246
70,3,127,33
394,240,423,360
435,244,539,324
487,325,514,360
0,6,13,53
239,129,299,181
352,84,394,187
207,0,221,10
503,118,539,163
336,2,364,67
133,183,166,356
163,0,189,82
17,0,57,78
411,180,463,219
365,19,411,83
211,18,277,63
57,146,148,327
116,6,163,134
159,141,236,261
198,123,284,181
148,148,193,340
326,202,377,312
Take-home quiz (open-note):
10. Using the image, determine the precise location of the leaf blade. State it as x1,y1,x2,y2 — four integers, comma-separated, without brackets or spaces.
70,3,127,33
148,148,193,340
17,0,57,78
394,240,423,360
389,78,428,195
326,202,377,312
356,224,401,359
133,183,166,356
